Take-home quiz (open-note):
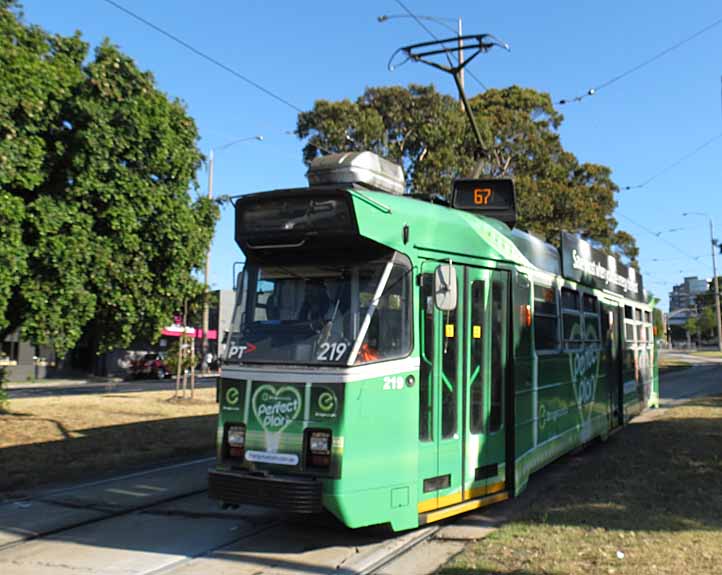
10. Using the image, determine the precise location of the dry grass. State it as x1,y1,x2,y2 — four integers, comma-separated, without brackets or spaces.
691,350,722,359
441,396,722,575
657,355,691,375
0,389,218,495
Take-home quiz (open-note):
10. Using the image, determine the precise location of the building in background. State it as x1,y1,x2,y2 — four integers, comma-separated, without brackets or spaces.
668,276,709,344
0,289,236,381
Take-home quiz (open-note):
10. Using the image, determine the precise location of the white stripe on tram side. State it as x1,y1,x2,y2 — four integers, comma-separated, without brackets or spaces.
221,356,421,383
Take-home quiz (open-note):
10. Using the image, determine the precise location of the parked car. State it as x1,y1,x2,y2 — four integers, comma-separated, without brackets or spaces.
130,352,169,380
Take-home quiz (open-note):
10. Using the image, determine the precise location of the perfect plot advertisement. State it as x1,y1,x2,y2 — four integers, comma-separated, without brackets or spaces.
220,379,343,475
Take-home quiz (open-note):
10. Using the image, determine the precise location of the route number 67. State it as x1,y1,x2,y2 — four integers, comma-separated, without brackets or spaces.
383,376,404,391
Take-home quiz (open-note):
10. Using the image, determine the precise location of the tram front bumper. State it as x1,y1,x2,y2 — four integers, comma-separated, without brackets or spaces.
208,468,323,514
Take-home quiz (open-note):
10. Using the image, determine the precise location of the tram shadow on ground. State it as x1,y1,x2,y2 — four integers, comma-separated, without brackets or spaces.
2,398,721,574
519,395,722,534
0,411,216,494
439,395,722,575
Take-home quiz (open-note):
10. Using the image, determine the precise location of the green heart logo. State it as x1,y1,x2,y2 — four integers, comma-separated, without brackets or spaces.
251,384,302,433
568,323,601,426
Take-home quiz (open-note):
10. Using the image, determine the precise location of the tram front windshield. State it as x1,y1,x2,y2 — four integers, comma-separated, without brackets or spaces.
226,256,411,366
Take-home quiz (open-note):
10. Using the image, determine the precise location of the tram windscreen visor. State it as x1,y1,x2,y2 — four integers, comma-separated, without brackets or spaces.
226,257,412,366
237,196,353,236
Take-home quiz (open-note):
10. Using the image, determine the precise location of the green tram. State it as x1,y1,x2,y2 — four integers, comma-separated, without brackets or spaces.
208,151,658,531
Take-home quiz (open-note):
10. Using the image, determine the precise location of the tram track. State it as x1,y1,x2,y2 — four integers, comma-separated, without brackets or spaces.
2,482,441,575
2,367,719,574
1,455,439,575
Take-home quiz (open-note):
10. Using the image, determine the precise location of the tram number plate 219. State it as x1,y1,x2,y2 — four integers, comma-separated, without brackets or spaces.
383,376,404,391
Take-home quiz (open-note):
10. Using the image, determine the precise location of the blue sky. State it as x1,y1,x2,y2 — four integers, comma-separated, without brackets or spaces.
20,0,722,310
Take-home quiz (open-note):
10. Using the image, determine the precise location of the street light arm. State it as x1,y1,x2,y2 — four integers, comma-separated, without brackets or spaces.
215,135,264,152
377,13,458,34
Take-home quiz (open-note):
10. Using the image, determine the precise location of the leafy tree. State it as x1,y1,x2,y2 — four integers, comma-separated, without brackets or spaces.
0,1,218,359
697,307,717,339
296,84,637,262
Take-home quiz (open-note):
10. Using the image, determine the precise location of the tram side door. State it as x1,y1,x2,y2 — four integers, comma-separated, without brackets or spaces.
462,268,509,501
417,265,464,514
602,302,623,428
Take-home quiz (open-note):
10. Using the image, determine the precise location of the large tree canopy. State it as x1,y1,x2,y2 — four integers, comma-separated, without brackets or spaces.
296,84,637,262
0,1,217,355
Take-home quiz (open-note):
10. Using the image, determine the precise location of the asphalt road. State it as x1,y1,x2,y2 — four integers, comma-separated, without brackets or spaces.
0,364,720,575
7,376,217,399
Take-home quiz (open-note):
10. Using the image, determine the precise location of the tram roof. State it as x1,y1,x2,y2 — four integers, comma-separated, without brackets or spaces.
347,188,645,302
349,187,559,273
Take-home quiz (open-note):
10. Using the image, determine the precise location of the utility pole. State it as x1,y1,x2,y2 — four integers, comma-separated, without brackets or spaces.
710,218,722,352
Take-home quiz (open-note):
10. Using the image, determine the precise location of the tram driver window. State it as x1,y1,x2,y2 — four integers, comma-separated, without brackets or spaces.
533,284,559,351
357,263,412,363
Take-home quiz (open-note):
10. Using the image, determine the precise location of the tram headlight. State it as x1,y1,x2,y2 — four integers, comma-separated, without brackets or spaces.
306,429,332,468
309,431,331,454
226,424,246,458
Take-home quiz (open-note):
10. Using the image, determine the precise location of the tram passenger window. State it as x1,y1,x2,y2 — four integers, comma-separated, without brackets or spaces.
442,306,458,439
561,288,582,348
419,274,433,441
582,294,600,342
533,284,559,351
489,281,506,432
625,324,633,341
470,281,485,434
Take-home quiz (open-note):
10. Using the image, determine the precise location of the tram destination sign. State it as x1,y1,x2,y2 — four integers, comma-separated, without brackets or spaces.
451,178,517,227
560,232,645,302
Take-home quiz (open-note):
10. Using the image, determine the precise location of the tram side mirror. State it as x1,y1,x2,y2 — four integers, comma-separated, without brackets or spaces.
434,264,457,311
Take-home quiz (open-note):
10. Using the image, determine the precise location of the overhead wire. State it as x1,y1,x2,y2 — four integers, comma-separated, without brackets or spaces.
617,213,709,275
101,0,304,114
621,133,722,190
558,15,722,105
101,1,347,157
392,0,488,91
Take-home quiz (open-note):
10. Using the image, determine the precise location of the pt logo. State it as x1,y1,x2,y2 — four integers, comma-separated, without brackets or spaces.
225,387,240,406
227,342,257,361
251,384,302,434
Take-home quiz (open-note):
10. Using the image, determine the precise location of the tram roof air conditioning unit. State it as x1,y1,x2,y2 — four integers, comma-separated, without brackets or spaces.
306,151,405,196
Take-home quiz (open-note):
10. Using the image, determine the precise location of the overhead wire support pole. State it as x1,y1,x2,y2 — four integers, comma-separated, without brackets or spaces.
389,34,509,177
702,215,721,352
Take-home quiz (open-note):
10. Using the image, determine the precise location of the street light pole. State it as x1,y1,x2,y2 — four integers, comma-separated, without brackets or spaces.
201,136,263,374
683,211,722,352
201,149,214,374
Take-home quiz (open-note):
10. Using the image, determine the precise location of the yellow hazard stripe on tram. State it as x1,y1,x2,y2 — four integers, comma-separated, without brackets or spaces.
422,491,509,525
416,480,506,514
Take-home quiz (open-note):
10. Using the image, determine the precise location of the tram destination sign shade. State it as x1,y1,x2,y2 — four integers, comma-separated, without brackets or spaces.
451,178,516,227
560,232,645,302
